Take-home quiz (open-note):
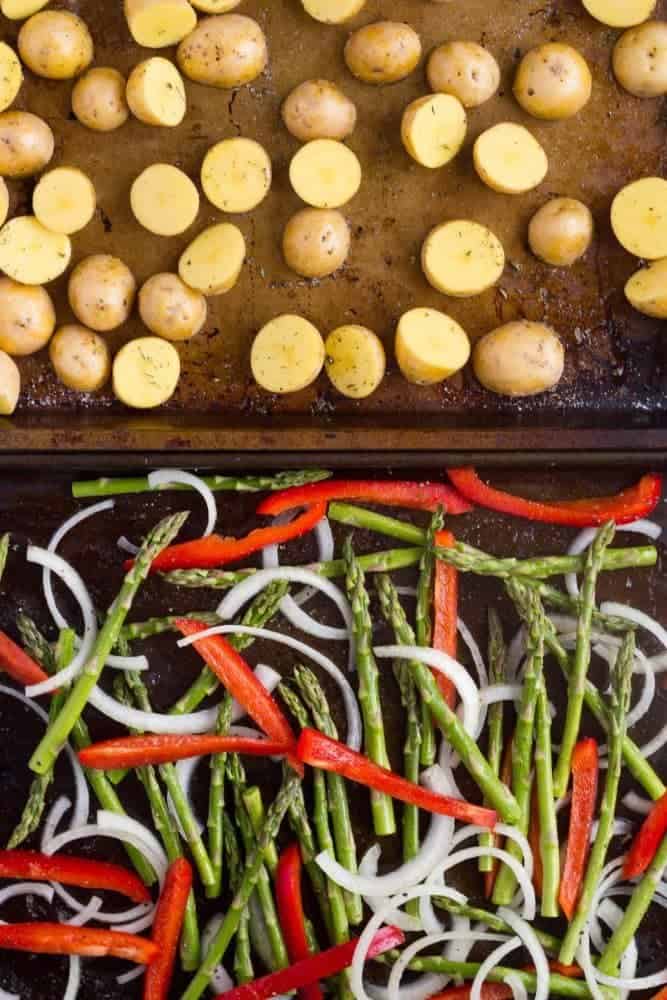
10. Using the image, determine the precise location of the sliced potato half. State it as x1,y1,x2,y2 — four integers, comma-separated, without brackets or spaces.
625,259,667,318
113,336,181,409
301,0,366,23
0,216,71,285
289,140,361,209
179,223,246,295
33,167,96,235
611,177,667,260
124,0,197,47
131,163,199,236
473,122,548,195
0,179,8,229
582,0,655,27
0,0,49,19
191,0,240,9
422,220,505,297
401,94,467,169
0,350,19,415
0,44,22,112
251,314,325,394
201,138,272,214
324,325,386,398
126,58,187,128
395,307,470,384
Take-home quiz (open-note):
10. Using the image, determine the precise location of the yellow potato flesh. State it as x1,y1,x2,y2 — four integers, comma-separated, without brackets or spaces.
131,164,199,237
0,350,19,415
583,0,656,26
124,0,197,47
178,223,246,295
302,0,366,24
422,220,505,297
611,177,667,260
113,336,180,409
0,216,71,285
474,122,548,195
126,58,186,127
191,0,240,10
33,167,96,235
202,139,272,214
251,314,325,394
289,140,361,209
401,94,467,168
625,259,667,318
0,179,8,228
324,325,386,398
1,0,48,17
0,44,22,113
395,307,470,384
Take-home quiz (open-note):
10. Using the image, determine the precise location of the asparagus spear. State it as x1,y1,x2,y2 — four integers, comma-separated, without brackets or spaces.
559,631,634,965
432,896,562,954
388,958,595,999
344,536,395,837
242,786,279,878
234,908,254,986
535,677,559,917
416,509,443,768
218,813,253,983
553,521,616,798
120,611,222,643
479,608,505,874
0,533,9,583
207,693,232,899
72,468,331,499
284,774,334,942
391,649,422,919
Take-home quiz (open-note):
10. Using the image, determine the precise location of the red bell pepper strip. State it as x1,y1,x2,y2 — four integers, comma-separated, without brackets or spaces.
446,468,662,528
0,632,49,686
651,988,667,1000
623,789,667,880
144,857,192,1000
559,738,599,920
0,850,151,903
79,734,292,770
297,729,497,828
0,923,158,963
432,530,459,709
213,925,404,1000
256,479,472,517
276,843,322,1000
131,503,326,573
484,734,514,899
528,785,544,897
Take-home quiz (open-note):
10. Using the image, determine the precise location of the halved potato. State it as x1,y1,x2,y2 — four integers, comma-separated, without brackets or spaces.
191,0,240,9
33,167,96,235
395,307,470,384
473,122,548,194
625,259,667,317
0,216,71,285
289,140,361,209
0,111,54,178
201,138,272,214
0,179,8,228
18,11,93,80
0,44,23,112
113,336,181,409
251,314,324,394
611,177,667,259
301,0,366,24
473,321,564,397
0,276,55,355
126,58,187,128
0,350,19,415
324,324,385,398
401,94,466,168
582,0,656,27
124,0,197,48
49,324,111,392
422,220,505,297
613,22,667,98
178,223,246,295
131,164,200,236
1,0,49,18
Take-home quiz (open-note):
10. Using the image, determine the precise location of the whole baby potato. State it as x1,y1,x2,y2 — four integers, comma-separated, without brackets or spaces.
0,276,55,356
514,43,592,119
139,273,208,341
72,68,129,132
0,111,54,178
613,21,667,97
177,14,268,89
473,320,564,397
282,208,350,278
344,21,422,84
49,324,111,392
68,255,137,333
427,41,500,108
528,198,594,267
18,10,93,80
282,79,357,141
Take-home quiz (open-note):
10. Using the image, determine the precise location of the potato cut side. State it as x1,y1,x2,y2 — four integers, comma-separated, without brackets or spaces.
131,164,199,236
625,259,667,318
0,0,49,18
401,94,467,169
325,325,386,398
251,314,325,394
124,0,197,47
191,0,240,10
179,223,246,295
422,220,505,298
201,138,272,214
474,122,548,195
395,307,470,384
611,177,667,260
289,140,361,209
113,336,180,409
126,58,186,127
301,0,366,23
0,179,8,229
0,44,22,112
33,167,96,235
0,216,71,285
0,350,19,415
582,0,655,26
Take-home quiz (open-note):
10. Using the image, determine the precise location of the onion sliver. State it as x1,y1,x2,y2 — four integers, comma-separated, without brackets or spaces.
66,895,102,926
264,514,334,611
116,966,145,986
471,937,522,1000
566,520,661,598
600,602,667,653
117,536,139,556
358,847,422,933
0,882,54,908
457,617,488,687
479,684,522,706
148,470,217,537
497,908,549,1000
388,931,510,1000
430,846,536,920
169,756,205,837
445,823,534,881
63,956,80,1000
52,882,153,925
503,972,528,1000
622,791,653,815
0,988,18,1000
105,652,149,671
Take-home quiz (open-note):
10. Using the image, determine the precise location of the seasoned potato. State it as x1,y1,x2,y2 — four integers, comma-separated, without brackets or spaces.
401,94,466,168
139,273,207,341
514,44,592,120
282,208,350,278
72,68,129,132
474,122,548,195
0,179,8,229
625,258,667,317
251,314,324,394
282,80,357,142
113,336,181,409
325,325,385,398
0,111,54,178
0,0,49,18
0,44,23,113
301,0,366,24
473,321,564,397
0,277,55,355
178,223,246,295
33,167,96,236
201,138,271,214
124,0,197,48
49,325,111,393
611,177,667,259
18,11,93,80
126,58,186,128
177,15,268,89
289,140,361,209
422,220,505,298
0,217,70,285
427,42,500,108
68,255,137,332
344,22,422,84
191,0,240,10
131,164,200,236
582,0,656,27
528,198,594,267
395,307,470,384
0,350,19,415
613,21,667,97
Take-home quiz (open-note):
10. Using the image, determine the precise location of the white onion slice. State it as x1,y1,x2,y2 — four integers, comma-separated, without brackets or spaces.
148,470,216,537
264,515,334,609
117,536,139,556
114,908,157,934
471,937,522,1000
105,652,149,672
51,882,153,926
566,520,661,598
445,823,534,881
457,617,488,688
622,791,653,815
116,966,145,986
394,586,418,597
503,972,528,1000
63,957,80,1000
42,796,71,847
358,846,422,933
66,896,102,926
0,883,54,908
169,756,205,837
0,988,19,1000
479,684,522,706
202,916,234,994
635,720,667,759
600,601,667,653
388,931,510,1000
591,817,634,842
497,908,549,1000
506,627,526,681
430,846,536,920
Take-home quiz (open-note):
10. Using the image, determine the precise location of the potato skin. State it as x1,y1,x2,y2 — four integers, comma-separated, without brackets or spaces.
49,324,111,392
514,43,592,119
427,41,500,108
18,11,93,81
0,111,54,178
282,79,357,141
0,349,20,415
344,21,422,84
68,255,137,333
72,68,129,132
0,277,55,356
613,21,667,98
177,14,268,89
528,198,594,267
473,321,564,397
282,208,350,278
139,273,207,341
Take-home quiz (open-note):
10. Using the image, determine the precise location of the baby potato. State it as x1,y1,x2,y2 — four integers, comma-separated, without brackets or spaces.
131,164,200,236
0,0,49,18
325,325,385,398
126,58,186,128
0,111,54,178
0,217,70,285
473,320,564,397
113,336,181,409
474,122,548,195
514,43,592,120
191,0,240,10
124,0,197,48
178,223,246,295
528,198,594,267
0,179,8,229
33,167,96,236
0,351,19,416
282,80,357,142
611,177,667,259
422,220,505,298
282,208,350,278
401,94,466,168
344,21,422,84
0,277,55,356
613,21,667,97
68,255,137,333
301,0,366,24
625,258,667,318
582,0,656,27
49,324,111,393
139,272,207,341
177,15,268,89
289,140,361,209
427,41,500,108
18,11,93,80
0,44,23,113
72,68,129,133
201,138,271,214
395,307,470,384
251,314,324,394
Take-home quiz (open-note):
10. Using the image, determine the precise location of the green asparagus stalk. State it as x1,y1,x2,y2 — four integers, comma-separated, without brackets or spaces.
387,958,596,999
376,574,520,824
479,608,505,874
120,611,222,643
526,579,636,633
535,677,559,917
0,533,9,583
559,630,635,965
243,786,279,877
416,510,443,768
344,537,395,837
285,777,334,943
432,896,562,954
72,468,331,499
207,693,232,899
391,650,422,919
219,814,253,982
16,614,53,668
234,909,254,985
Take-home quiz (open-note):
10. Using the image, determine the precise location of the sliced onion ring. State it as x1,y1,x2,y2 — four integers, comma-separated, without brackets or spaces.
148,470,216,537
497,908,549,1000
471,937,522,1000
